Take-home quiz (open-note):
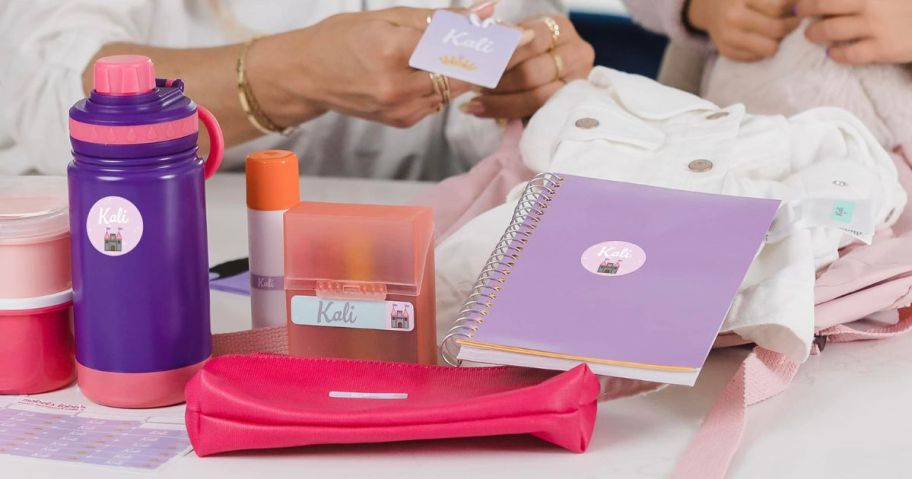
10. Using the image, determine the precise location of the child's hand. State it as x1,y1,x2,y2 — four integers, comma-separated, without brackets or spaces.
686,0,801,62
797,0,912,65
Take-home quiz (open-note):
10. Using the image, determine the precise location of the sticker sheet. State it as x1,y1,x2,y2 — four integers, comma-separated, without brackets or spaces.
0,397,190,471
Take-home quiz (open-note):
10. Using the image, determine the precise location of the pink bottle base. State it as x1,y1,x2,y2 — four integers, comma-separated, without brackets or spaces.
77,358,208,408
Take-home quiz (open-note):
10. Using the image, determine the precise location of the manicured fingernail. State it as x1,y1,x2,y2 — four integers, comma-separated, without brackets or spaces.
469,0,498,14
518,29,535,47
459,100,485,115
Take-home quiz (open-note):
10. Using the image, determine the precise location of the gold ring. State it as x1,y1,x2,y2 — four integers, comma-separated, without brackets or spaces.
440,75,451,105
429,73,444,109
550,51,564,81
429,73,450,111
542,16,561,51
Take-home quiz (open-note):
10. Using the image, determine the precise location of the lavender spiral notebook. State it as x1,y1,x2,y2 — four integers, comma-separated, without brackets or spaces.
454,174,780,386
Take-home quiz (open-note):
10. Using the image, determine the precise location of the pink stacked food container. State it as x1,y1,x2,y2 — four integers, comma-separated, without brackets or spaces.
0,177,76,394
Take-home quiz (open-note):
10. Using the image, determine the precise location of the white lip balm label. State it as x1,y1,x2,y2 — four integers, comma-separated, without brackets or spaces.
290,296,415,332
250,274,284,291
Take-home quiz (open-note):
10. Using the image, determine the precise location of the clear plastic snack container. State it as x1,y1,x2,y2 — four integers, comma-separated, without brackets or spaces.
284,202,436,364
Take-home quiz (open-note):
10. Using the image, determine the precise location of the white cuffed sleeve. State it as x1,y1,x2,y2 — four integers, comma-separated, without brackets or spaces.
0,0,155,174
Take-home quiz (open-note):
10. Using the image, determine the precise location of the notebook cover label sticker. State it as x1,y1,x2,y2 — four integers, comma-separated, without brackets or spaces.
291,296,415,332
580,241,647,277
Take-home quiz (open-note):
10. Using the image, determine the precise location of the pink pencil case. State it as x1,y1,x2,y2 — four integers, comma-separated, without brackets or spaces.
185,355,600,455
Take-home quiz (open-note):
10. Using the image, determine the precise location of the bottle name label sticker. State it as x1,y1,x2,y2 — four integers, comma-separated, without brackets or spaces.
86,196,144,256
409,10,522,88
291,296,415,332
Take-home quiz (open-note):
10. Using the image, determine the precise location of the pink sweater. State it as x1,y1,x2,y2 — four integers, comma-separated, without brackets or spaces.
622,0,912,154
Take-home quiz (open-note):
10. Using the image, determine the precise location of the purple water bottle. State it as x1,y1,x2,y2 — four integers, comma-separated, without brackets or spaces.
67,55,223,408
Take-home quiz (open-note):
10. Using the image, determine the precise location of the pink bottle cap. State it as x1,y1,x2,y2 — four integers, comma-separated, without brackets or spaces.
93,55,156,96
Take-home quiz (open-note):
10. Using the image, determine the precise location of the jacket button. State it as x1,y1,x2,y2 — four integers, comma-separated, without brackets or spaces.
575,117,600,129
706,111,730,120
688,159,713,172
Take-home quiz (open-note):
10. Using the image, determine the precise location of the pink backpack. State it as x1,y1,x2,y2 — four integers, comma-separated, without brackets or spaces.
410,123,912,478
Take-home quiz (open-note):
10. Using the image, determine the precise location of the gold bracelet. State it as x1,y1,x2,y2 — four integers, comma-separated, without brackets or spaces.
237,37,296,136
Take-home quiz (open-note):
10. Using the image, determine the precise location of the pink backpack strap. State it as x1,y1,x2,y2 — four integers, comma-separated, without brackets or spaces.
819,307,912,344
672,347,798,479
212,325,287,355
673,308,912,478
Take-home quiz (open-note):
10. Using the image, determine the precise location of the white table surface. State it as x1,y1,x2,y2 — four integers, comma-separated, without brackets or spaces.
5,173,912,479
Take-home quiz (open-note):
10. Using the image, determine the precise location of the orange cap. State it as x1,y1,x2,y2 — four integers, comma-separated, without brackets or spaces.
246,150,300,211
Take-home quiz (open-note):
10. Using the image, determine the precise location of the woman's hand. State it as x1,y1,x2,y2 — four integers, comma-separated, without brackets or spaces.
797,0,912,65
251,6,490,129
686,0,801,61
461,15,594,119
85,2,496,148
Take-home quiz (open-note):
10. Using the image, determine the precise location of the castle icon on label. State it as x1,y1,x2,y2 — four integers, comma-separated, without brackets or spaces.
103,227,123,252
597,258,620,275
390,304,410,330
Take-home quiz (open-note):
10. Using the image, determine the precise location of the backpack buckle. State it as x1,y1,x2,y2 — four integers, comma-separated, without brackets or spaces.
813,334,828,353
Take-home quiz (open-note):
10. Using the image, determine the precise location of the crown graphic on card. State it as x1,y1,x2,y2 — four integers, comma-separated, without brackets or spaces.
442,174,780,386
439,55,478,71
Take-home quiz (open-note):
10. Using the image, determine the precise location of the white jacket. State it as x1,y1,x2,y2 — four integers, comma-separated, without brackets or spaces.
436,67,906,363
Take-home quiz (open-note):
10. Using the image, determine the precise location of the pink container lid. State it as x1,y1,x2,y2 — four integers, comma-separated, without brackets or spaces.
0,176,69,244
93,55,156,96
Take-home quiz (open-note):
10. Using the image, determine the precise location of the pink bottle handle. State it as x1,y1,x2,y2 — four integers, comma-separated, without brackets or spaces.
197,105,223,180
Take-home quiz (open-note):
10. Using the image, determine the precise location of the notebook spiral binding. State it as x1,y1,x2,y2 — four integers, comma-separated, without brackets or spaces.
441,173,565,366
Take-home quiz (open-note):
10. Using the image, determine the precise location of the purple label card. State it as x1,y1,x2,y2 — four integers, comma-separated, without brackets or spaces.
409,10,522,89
